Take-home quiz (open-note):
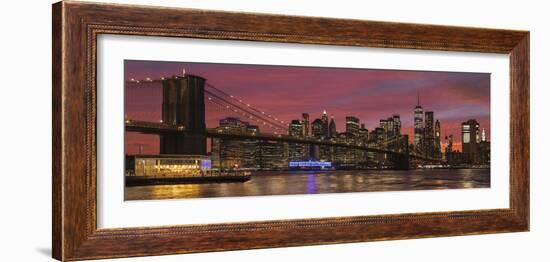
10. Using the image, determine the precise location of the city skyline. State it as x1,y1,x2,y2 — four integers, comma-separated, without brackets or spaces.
125,60,490,155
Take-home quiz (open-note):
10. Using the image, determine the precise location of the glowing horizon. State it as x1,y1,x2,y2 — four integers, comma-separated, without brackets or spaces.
124,60,490,155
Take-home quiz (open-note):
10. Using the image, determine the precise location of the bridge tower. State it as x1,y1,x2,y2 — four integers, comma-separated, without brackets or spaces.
393,153,410,170
159,74,206,155
392,135,410,170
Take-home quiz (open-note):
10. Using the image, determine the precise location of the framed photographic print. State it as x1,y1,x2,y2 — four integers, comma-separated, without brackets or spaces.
52,1,529,261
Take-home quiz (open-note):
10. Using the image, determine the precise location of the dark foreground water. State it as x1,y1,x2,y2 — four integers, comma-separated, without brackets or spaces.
125,169,490,200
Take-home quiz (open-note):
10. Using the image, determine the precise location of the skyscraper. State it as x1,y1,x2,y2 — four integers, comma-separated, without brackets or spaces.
212,117,258,170
288,120,307,161
301,113,310,137
321,110,329,138
379,118,389,139
378,115,403,152
380,117,398,140
435,120,441,159
424,111,435,157
242,125,260,169
329,117,337,138
414,95,424,150
475,123,481,143
289,120,303,137
462,119,480,164
444,134,456,164
358,124,369,144
345,116,360,136
446,134,453,152
259,140,288,169
479,128,490,165
311,119,324,138
392,114,401,137
370,127,385,145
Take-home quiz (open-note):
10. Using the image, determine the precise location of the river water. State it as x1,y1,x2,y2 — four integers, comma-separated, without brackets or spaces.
125,168,490,200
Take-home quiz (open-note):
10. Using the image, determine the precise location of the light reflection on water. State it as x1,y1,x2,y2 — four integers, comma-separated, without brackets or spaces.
125,169,490,201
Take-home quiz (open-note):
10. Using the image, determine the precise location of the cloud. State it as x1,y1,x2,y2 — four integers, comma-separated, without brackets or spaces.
125,60,491,153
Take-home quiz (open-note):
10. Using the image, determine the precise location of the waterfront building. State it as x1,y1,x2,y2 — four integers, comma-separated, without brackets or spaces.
399,134,409,154
310,144,320,160
242,125,260,169
329,117,337,138
435,120,442,159
370,127,386,145
369,114,408,151
211,117,260,170
319,145,332,162
444,134,452,161
391,114,404,152
479,128,490,164
247,124,259,135
125,155,212,177
345,116,360,136
475,123,481,143
315,113,332,160
379,118,388,139
289,119,302,137
376,114,405,152
479,140,491,165
369,127,389,164
301,113,310,137
424,111,435,157
211,137,242,170
311,118,324,138
443,134,464,165
259,140,289,169
211,118,244,169
392,114,402,136
288,143,308,162
321,110,329,138
414,95,424,151
217,117,248,133
380,116,401,140
357,124,369,144
333,132,364,168
288,119,308,162
462,119,481,164
447,150,464,166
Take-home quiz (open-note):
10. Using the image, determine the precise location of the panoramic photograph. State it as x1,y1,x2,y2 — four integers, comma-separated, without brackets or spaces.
123,60,491,200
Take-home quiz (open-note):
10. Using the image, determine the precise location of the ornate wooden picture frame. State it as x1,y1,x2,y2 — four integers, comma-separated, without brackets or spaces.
52,1,529,260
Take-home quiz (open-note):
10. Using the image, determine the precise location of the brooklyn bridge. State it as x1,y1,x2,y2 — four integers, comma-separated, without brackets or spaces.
125,73,444,170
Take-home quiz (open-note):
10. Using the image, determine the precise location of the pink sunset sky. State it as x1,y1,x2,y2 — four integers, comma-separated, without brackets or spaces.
124,60,490,155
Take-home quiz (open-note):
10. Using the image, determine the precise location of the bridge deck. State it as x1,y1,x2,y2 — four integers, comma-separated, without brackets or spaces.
124,120,441,162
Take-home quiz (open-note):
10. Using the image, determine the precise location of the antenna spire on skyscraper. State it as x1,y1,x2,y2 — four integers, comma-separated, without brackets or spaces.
417,92,420,106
